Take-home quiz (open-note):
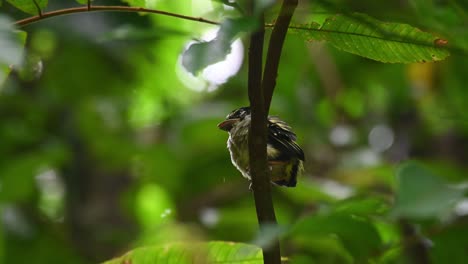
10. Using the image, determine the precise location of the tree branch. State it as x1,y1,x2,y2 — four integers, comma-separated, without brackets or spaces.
247,1,297,261
246,0,300,263
262,0,298,112
400,219,431,264
14,5,218,27
248,10,282,264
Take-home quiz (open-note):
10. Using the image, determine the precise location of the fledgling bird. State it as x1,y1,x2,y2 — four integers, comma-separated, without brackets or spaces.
218,106,304,187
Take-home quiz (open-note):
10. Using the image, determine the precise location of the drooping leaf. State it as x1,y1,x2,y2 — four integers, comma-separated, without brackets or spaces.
291,13,450,63
102,241,263,264
0,15,27,87
392,161,465,219
182,17,258,75
6,0,48,15
291,213,382,261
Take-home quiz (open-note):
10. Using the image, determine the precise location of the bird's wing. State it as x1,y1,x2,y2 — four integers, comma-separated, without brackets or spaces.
267,116,305,161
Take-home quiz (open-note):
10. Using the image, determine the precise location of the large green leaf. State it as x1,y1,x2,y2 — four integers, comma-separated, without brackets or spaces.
292,13,449,63
291,213,382,261
103,241,263,264
392,161,465,219
6,0,48,15
332,197,390,216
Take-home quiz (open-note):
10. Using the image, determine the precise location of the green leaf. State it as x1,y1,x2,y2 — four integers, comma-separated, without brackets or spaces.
333,197,390,216
102,241,263,264
121,0,145,7
6,0,48,15
392,161,465,219
292,13,450,63
430,223,468,264
280,180,336,204
75,0,88,4
291,213,382,261
0,15,27,87
182,17,258,75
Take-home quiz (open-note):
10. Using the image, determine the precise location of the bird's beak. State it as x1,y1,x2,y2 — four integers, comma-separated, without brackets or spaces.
217,118,238,131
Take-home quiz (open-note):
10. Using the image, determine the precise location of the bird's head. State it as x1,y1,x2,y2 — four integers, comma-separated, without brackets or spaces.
217,106,251,132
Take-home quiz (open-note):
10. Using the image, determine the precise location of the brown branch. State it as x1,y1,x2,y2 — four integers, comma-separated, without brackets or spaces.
14,5,218,27
246,0,299,263
247,1,298,263
262,0,298,112
248,10,281,264
400,219,431,264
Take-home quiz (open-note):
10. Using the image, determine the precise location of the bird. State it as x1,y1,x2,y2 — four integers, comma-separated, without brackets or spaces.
218,106,304,187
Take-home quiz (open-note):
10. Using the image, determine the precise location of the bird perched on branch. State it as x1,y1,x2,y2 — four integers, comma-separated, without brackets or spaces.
218,106,304,187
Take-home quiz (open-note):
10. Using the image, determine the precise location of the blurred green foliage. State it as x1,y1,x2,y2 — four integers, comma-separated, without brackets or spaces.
1,0,467,263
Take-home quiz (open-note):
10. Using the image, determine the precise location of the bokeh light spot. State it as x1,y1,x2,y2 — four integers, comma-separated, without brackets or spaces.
329,124,355,147
136,184,174,228
199,207,219,228
368,124,394,152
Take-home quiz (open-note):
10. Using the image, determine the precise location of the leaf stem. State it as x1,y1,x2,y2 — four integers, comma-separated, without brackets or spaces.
32,0,43,17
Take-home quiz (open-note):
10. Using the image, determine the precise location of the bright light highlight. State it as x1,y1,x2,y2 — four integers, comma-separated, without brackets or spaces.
177,28,244,92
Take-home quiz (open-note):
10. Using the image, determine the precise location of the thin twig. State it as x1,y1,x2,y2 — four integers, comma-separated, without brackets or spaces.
262,0,298,112
87,0,91,11
14,5,218,27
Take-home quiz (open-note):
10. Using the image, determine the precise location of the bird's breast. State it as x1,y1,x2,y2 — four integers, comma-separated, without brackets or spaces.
227,130,250,179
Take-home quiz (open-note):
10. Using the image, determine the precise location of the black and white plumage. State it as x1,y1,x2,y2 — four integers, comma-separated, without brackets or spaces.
218,106,304,187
